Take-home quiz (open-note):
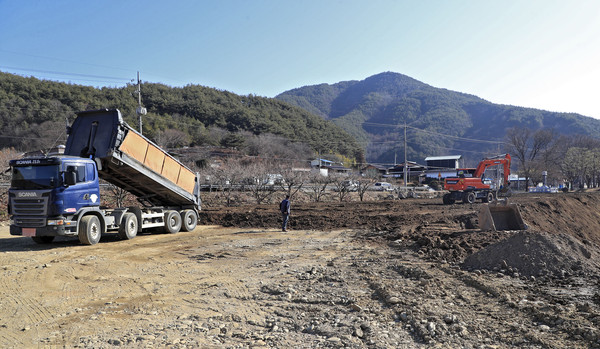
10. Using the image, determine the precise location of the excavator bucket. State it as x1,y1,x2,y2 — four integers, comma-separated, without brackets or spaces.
478,201,527,231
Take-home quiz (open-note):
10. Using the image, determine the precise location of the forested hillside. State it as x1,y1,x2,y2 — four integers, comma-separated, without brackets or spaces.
0,72,363,163
277,72,600,165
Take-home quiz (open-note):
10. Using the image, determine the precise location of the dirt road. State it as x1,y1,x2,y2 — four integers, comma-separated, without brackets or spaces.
1,193,600,348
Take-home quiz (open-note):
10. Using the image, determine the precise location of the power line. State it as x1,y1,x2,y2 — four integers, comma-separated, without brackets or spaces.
0,66,130,82
0,49,134,72
362,121,506,145
0,49,189,86
408,125,507,145
0,134,51,140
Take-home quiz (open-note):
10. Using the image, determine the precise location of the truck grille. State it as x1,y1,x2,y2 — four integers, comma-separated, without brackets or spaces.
11,196,49,227
14,216,47,227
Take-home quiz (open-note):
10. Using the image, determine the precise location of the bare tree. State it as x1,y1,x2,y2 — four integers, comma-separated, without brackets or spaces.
207,158,247,206
245,133,312,160
0,147,21,182
245,161,280,204
562,147,600,189
31,120,68,152
156,128,190,149
560,135,600,189
224,159,248,206
356,171,379,202
307,171,334,202
277,166,309,199
331,173,353,202
105,183,130,208
505,127,557,191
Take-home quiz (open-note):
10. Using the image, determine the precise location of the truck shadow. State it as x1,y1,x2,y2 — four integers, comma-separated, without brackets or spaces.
0,236,80,252
233,230,272,235
0,234,124,252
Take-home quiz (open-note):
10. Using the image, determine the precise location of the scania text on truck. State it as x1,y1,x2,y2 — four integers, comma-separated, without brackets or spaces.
8,109,201,245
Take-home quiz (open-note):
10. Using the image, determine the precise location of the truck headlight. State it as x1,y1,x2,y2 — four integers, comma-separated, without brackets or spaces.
47,219,64,226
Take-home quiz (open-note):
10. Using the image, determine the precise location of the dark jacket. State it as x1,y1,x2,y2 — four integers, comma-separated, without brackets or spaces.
280,199,290,214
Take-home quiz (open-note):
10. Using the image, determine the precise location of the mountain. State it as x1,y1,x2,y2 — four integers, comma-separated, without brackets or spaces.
0,72,363,162
276,72,600,165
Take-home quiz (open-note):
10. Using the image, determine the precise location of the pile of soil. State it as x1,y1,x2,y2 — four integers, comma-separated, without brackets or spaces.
462,230,600,277
517,192,600,246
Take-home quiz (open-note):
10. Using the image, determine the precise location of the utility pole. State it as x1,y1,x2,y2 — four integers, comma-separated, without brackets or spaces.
403,122,408,187
135,71,147,134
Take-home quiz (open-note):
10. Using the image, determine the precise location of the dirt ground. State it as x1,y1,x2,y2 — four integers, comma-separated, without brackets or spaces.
1,192,600,348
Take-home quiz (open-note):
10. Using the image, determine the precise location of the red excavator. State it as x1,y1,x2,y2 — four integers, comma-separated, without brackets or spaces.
442,154,511,204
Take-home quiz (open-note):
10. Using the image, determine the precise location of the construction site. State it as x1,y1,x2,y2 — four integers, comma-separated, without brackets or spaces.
0,191,599,348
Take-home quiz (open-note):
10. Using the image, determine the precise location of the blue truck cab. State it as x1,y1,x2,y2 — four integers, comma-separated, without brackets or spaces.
9,156,102,242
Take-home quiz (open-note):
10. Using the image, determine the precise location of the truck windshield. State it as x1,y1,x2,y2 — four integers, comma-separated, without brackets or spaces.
11,165,60,189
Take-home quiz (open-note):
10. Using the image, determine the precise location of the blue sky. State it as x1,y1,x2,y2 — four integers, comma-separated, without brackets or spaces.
1,0,599,118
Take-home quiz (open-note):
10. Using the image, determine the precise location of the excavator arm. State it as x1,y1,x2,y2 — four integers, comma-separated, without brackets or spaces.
473,154,511,190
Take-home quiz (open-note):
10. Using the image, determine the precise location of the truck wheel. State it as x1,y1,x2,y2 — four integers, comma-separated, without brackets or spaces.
165,210,182,234
32,236,55,244
483,191,494,203
118,212,138,240
181,210,198,232
463,192,476,204
79,215,102,245
442,194,455,205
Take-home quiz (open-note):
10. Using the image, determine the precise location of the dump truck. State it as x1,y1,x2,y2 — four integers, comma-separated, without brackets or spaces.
442,154,511,204
8,109,201,245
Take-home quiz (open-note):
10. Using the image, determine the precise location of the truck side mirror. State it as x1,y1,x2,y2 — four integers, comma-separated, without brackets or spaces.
65,171,77,186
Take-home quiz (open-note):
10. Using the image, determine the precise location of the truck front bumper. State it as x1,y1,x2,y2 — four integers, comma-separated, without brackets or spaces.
10,217,78,237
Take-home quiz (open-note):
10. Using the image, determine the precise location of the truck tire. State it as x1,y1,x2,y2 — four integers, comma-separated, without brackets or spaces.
181,210,198,232
463,192,476,204
442,193,455,205
483,191,494,203
79,215,101,245
118,212,138,240
165,210,182,234
32,236,55,244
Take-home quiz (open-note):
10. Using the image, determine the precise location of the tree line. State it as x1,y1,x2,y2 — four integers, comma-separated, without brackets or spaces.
505,126,600,190
0,72,364,164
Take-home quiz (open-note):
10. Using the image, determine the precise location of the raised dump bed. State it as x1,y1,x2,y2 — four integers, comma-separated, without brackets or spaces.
64,109,200,209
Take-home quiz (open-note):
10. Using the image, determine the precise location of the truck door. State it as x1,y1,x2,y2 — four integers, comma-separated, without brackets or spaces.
62,162,100,213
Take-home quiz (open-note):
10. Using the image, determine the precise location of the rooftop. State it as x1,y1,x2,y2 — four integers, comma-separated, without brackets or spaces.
424,155,462,161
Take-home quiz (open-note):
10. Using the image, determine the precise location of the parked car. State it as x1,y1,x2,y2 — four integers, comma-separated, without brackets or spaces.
334,180,358,192
265,174,284,185
373,182,394,191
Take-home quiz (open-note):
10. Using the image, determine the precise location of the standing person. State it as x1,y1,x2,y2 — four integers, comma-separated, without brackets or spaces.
280,195,291,231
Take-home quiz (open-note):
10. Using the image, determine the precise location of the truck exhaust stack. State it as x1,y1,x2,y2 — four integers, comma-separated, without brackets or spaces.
478,201,527,231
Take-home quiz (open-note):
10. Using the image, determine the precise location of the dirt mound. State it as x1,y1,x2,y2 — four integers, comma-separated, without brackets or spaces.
462,230,600,277
516,192,600,246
